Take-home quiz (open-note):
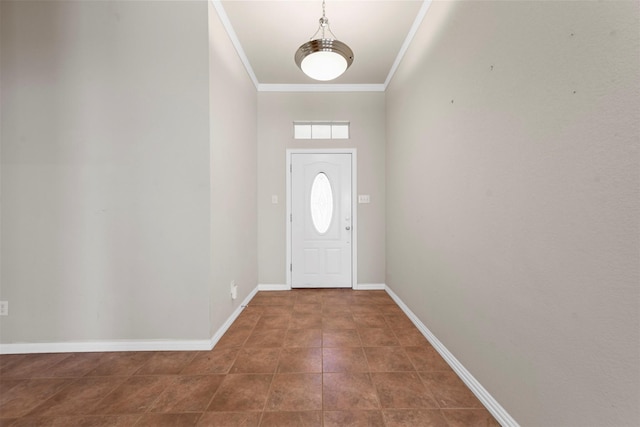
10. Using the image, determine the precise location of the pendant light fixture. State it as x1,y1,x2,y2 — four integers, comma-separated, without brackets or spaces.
294,0,354,81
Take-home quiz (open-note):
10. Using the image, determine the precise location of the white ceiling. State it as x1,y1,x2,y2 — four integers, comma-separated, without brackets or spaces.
218,0,429,88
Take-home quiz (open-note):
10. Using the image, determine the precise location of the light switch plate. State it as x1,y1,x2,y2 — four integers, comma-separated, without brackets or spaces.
358,195,371,203
0,301,8,316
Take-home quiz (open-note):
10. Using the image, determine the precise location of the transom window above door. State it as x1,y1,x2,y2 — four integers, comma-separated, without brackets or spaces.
293,122,350,140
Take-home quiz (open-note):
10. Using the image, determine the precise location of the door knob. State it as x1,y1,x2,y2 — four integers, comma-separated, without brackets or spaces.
345,226,351,230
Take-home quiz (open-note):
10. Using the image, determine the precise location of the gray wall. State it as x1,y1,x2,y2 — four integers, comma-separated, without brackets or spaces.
386,1,639,425
208,3,258,334
257,92,386,286
0,0,259,344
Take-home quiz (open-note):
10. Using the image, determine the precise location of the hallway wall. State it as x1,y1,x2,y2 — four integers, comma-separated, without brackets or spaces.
208,3,258,335
0,1,212,342
386,1,639,425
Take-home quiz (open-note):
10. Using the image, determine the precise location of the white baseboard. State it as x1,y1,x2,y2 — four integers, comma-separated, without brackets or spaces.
209,285,259,349
257,283,291,291
0,339,214,355
353,283,386,290
0,286,260,355
385,285,519,427
257,283,386,291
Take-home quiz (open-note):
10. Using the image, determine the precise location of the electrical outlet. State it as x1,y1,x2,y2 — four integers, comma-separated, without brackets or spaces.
0,301,8,316
230,281,238,300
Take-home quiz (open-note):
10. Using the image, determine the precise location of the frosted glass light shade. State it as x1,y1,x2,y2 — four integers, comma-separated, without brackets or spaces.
295,39,354,81
301,51,347,81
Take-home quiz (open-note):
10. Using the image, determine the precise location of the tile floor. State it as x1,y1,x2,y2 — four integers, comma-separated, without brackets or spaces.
0,289,500,426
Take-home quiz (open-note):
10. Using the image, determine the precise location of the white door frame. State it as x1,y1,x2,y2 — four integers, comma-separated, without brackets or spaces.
286,149,357,289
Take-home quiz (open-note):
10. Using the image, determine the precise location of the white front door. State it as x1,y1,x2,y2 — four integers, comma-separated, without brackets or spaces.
291,153,352,288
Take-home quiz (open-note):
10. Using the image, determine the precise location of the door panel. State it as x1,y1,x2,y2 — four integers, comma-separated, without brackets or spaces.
291,153,352,288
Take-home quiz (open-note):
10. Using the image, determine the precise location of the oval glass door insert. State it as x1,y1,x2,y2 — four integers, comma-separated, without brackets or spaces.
310,172,334,234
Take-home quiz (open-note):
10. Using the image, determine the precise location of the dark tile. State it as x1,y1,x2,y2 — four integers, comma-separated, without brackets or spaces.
135,413,201,426
26,377,125,417
294,292,322,305
382,409,449,427
84,352,151,377
392,328,429,346
352,291,393,306
322,348,368,373
260,411,321,426
181,349,239,375
241,305,267,316
284,329,322,348
322,314,356,330
293,303,322,314
40,353,105,378
0,354,71,379
206,374,272,412
260,306,294,316
289,314,322,330
0,291,489,427
250,292,294,306
254,314,291,330
371,372,438,409
321,304,351,315
9,415,142,426
384,314,415,329
441,408,501,426
365,292,395,305
277,348,322,373
230,348,280,374
352,314,388,329
378,304,404,315
135,352,197,375
0,354,25,370
404,346,451,372
364,347,414,372
149,375,224,413
196,411,260,426
265,373,322,411
323,410,385,427
244,329,286,348
90,376,173,414
350,305,379,315
358,328,400,347
232,311,261,329
216,327,253,349
322,330,361,348
0,378,22,394
0,378,71,417
419,372,484,408
321,295,353,307
323,373,379,410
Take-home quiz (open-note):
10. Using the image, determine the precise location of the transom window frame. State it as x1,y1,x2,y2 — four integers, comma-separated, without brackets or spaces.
293,121,350,140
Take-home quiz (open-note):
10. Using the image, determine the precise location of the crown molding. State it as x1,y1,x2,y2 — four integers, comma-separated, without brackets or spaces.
384,0,433,89
210,0,260,90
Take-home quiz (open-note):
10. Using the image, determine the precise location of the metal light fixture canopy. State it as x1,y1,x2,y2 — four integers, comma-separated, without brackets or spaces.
295,2,354,81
